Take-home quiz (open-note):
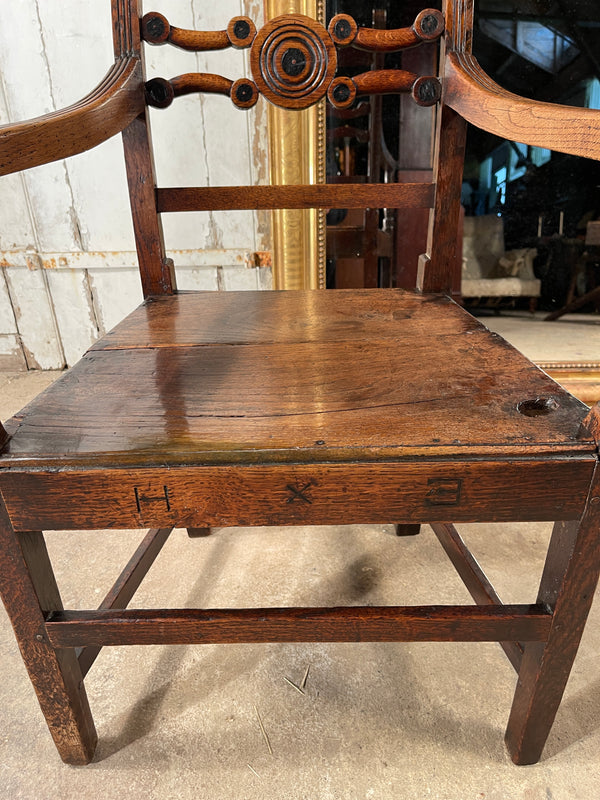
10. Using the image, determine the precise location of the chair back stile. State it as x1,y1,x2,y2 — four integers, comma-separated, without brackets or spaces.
114,0,176,297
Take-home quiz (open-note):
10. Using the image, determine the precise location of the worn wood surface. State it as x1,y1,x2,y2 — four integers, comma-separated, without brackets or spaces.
419,105,468,293
0,292,592,471
1,458,593,531
581,403,600,443
1,0,600,769
122,115,176,297
45,604,551,648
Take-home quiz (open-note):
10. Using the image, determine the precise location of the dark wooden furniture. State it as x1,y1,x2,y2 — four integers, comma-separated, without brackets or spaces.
326,8,396,288
1,0,600,767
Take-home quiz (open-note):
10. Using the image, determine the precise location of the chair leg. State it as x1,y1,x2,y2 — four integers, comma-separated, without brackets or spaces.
187,527,211,537
395,524,421,536
505,486,600,765
0,501,97,765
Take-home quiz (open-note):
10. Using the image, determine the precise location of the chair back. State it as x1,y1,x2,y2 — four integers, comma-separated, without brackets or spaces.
118,0,457,296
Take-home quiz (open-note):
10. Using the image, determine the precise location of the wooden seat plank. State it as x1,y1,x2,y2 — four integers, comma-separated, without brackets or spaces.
1,291,592,469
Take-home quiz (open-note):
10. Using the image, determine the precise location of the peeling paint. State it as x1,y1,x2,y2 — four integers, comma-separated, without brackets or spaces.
26,256,41,271
246,251,273,268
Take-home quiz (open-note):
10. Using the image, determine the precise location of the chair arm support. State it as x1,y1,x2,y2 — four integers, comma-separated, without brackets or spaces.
0,56,144,177
444,52,600,161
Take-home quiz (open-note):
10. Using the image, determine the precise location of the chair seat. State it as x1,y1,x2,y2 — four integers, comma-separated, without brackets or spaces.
0,289,594,532
2,289,592,466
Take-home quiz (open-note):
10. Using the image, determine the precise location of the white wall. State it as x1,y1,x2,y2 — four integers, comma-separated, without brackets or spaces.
0,0,271,369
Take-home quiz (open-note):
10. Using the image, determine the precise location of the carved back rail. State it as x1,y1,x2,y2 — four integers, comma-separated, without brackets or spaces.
121,4,450,299
141,9,444,221
142,10,444,110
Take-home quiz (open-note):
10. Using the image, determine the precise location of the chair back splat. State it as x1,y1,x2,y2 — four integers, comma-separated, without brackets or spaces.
1,0,600,768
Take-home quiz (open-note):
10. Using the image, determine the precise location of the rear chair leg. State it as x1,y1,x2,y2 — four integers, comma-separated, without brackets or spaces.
505,479,600,765
187,527,211,538
395,524,421,536
0,500,97,764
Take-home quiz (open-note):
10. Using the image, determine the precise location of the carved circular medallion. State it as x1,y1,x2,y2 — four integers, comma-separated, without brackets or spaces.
250,14,337,110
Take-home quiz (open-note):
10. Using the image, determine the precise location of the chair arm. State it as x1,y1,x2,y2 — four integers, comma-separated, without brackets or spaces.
445,52,600,161
0,56,144,177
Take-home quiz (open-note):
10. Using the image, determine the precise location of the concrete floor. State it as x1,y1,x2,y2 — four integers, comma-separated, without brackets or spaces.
1,312,600,799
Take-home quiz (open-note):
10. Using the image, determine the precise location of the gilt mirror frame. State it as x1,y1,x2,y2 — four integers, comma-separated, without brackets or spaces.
266,0,326,289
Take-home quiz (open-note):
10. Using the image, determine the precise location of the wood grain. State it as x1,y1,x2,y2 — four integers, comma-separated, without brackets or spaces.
1,458,593,531
419,105,468,293
156,183,435,212
0,502,96,764
122,115,176,297
445,52,600,160
330,9,444,51
0,58,143,176
46,605,551,648
0,291,592,471
431,522,523,671
77,527,173,678
506,466,600,764
1,0,600,769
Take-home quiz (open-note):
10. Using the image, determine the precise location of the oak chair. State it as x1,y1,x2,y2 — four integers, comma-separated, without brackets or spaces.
1,0,600,767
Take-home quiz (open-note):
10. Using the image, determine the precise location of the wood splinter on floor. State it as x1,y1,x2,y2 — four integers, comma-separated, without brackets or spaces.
301,664,310,690
247,764,261,778
283,663,311,694
283,676,305,695
254,705,273,756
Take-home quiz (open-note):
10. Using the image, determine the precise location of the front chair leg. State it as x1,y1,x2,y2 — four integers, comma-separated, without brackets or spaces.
0,501,97,765
505,482,600,765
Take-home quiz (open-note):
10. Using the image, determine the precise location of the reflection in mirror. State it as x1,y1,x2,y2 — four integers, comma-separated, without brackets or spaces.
324,1,442,290
468,1,600,317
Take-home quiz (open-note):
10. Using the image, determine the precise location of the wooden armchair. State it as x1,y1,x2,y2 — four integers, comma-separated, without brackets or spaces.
1,0,600,767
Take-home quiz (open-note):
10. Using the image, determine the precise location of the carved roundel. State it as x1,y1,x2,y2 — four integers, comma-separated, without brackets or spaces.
250,14,337,110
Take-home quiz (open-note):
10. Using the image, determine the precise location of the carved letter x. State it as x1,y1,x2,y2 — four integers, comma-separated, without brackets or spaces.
286,482,313,504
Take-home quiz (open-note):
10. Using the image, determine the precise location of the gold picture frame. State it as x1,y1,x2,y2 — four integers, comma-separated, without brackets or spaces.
539,362,600,406
266,0,326,289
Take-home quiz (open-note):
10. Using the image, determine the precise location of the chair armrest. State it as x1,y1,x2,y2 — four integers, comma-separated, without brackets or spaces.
0,56,144,177
445,52,600,161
